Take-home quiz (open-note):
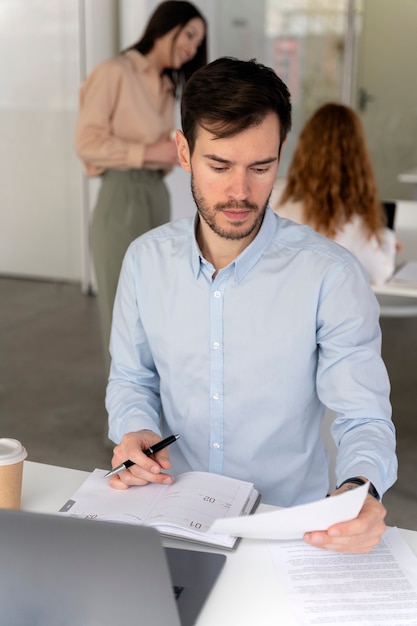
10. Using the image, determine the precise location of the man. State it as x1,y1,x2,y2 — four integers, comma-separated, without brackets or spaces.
106,57,397,553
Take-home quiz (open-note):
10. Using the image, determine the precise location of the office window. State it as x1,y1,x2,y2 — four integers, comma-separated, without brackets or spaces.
266,0,363,171
215,0,362,173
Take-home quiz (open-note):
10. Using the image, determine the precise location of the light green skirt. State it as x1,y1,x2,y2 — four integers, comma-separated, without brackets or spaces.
91,169,170,371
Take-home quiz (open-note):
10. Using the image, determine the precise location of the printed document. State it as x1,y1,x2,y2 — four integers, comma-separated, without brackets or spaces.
268,527,417,625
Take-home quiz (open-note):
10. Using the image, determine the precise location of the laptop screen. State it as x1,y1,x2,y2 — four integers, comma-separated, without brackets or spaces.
0,508,225,626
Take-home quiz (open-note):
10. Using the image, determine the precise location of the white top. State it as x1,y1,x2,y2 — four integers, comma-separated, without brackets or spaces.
274,186,397,286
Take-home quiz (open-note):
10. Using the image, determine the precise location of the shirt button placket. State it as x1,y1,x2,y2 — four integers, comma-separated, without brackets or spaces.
209,284,224,473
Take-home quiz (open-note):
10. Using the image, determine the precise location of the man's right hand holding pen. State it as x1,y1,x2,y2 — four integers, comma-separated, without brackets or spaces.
108,430,177,490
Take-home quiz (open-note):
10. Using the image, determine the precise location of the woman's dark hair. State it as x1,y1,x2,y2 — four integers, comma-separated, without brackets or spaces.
181,57,292,156
127,1,207,94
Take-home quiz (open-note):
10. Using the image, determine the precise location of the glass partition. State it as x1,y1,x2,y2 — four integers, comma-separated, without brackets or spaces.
213,0,362,174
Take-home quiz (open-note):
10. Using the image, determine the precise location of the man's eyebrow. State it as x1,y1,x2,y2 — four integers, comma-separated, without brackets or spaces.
203,154,278,166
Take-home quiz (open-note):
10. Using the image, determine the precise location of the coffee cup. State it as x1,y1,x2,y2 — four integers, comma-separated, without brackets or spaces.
0,438,27,510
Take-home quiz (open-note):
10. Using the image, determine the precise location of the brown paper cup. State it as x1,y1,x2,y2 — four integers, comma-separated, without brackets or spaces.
0,438,27,510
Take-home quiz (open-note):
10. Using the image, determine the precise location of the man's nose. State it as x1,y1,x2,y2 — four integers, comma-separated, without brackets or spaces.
226,172,249,201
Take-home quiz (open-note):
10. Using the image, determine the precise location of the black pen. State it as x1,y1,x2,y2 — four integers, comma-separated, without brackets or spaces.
104,434,180,478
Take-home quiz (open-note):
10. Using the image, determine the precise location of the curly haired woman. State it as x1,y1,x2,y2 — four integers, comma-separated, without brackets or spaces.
275,103,398,285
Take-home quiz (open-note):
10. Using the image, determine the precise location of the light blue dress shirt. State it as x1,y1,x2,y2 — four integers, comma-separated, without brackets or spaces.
107,207,397,506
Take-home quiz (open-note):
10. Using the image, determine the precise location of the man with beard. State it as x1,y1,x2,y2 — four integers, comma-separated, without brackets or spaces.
105,57,397,553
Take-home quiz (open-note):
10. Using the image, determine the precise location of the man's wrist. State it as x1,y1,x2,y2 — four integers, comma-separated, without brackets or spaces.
336,477,380,500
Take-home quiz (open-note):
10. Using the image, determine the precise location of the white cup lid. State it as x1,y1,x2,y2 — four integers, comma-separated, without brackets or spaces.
0,438,27,465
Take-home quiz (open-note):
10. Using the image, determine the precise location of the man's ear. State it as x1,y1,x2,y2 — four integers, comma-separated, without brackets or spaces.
175,130,191,173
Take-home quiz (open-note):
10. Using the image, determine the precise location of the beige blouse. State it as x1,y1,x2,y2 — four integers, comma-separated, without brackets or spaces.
75,50,176,176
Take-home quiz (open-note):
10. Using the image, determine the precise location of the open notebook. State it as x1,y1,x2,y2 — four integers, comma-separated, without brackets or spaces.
0,507,226,626
60,468,260,550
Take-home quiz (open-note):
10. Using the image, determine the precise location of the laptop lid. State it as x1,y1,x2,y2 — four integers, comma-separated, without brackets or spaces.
0,508,226,626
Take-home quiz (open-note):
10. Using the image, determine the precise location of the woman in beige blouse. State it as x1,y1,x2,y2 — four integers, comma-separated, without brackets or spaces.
75,1,207,371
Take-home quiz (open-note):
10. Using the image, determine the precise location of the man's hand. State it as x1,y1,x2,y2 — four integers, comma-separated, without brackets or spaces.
108,430,174,490
303,491,387,554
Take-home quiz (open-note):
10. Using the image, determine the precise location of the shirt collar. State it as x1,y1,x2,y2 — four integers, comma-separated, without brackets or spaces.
191,207,277,282
124,50,173,91
191,215,204,278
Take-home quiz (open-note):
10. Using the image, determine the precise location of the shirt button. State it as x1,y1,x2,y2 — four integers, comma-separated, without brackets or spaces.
212,392,220,400
213,291,221,298
212,342,220,349
213,442,220,449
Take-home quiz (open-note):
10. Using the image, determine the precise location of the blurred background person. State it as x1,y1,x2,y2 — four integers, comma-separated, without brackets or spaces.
75,1,208,371
274,103,398,286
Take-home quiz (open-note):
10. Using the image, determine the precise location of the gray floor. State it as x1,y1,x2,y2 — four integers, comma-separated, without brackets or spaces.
1,276,416,530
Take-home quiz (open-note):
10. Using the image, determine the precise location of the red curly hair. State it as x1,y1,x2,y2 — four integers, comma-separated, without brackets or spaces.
278,103,386,240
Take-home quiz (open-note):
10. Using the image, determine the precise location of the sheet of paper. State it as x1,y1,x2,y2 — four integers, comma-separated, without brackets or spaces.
210,482,368,539
268,527,417,625
393,261,417,282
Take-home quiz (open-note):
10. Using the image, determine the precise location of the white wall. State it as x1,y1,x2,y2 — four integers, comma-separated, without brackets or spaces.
0,1,83,281
0,0,118,283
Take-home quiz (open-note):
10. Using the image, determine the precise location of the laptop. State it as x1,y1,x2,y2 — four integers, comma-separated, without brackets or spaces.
0,508,226,626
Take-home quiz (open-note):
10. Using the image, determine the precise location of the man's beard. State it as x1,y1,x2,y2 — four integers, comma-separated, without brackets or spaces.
191,175,270,241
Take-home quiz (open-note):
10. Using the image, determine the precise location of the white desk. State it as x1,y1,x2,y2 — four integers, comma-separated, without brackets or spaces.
372,282,417,299
21,461,417,626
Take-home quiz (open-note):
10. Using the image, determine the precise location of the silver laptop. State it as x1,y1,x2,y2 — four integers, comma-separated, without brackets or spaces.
0,508,226,626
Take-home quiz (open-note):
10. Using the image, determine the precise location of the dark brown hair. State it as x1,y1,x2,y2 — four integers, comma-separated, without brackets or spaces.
279,102,385,239
128,1,207,94
181,57,292,155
